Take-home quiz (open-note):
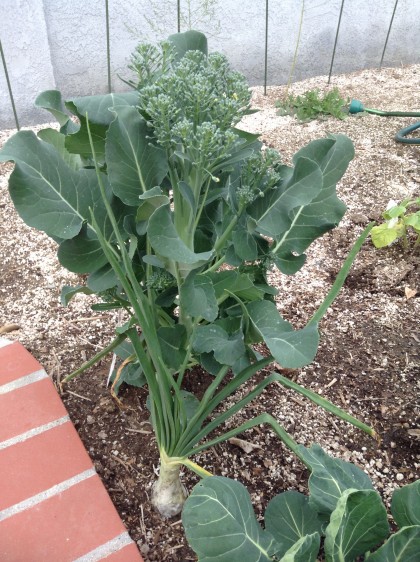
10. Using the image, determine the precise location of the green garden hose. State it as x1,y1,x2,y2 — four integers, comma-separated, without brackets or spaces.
349,99,420,145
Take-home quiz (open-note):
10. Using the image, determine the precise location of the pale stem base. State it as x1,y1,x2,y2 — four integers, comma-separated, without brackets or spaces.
151,458,188,518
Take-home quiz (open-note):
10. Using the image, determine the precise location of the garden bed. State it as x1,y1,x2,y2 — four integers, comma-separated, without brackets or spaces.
0,63,419,561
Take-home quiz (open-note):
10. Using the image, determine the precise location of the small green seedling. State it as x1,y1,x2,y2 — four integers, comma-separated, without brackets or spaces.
371,198,420,251
276,88,348,122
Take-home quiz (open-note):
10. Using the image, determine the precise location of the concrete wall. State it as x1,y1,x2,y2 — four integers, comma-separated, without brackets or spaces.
1,0,419,129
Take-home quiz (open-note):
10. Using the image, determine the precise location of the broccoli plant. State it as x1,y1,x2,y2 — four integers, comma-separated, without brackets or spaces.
0,31,374,517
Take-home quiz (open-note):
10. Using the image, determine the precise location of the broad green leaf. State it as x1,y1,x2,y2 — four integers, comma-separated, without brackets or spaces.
106,106,168,205
279,533,320,562
199,352,224,376
182,476,277,562
180,272,218,322
87,263,119,292
292,134,354,191
57,174,129,273
57,223,110,273
62,92,139,160
155,285,178,307
225,244,242,266
37,128,82,169
233,224,258,261
142,254,165,268
271,252,307,275
299,444,374,517
371,223,399,248
168,30,208,61
324,489,389,562
60,285,94,306
136,187,170,222
35,89,77,131
254,157,323,237
113,340,135,360
264,136,352,273
0,131,107,240
179,390,200,422
192,325,246,366
148,205,212,266
367,526,420,562
207,271,265,302
157,325,187,371
265,491,322,559
65,91,139,125
247,300,319,368
110,362,146,394
65,117,108,160
391,480,420,528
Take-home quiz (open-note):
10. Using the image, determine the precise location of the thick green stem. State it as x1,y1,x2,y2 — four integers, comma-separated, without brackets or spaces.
214,215,238,253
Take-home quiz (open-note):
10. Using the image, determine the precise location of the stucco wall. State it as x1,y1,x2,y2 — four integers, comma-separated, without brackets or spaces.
1,0,419,129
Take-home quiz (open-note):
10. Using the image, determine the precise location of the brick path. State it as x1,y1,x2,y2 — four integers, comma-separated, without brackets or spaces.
0,338,143,562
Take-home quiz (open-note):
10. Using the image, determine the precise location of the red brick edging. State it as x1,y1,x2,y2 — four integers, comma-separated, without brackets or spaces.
0,338,144,562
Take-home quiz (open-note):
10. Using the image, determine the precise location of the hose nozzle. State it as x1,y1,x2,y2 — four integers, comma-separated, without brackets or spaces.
349,99,365,114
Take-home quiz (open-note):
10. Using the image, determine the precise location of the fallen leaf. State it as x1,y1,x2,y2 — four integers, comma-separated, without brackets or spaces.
405,286,417,300
228,437,262,454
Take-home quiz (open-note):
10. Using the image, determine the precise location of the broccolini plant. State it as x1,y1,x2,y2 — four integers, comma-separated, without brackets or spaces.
0,31,374,518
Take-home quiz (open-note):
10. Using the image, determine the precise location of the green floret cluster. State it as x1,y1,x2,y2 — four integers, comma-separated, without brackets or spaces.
136,49,251,152
237,148,283,208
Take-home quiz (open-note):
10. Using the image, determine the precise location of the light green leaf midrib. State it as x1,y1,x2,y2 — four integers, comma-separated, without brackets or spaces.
272,207,304,254
117,119,147,193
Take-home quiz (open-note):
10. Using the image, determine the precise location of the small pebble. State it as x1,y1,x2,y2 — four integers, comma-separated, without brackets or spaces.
139,543,150,555
396,473,404,481
86,415,95,425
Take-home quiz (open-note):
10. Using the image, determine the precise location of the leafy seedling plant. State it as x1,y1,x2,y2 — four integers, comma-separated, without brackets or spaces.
276,88,348,122
0,31,375,518
183,445,420,561
371,197,420,251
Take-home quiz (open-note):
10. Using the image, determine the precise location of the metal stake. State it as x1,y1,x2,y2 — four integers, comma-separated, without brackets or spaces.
380,0,399,68
328,0,345,84
0,39,20,130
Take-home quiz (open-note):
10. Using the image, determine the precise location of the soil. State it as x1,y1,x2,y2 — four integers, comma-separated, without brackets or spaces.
1,64,419,561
